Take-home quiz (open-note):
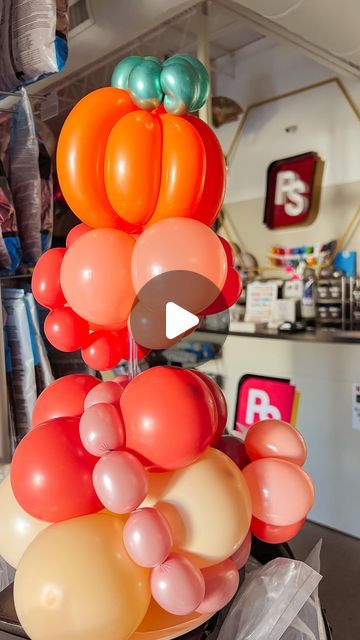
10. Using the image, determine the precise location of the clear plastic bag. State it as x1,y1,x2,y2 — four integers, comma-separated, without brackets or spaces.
217,556,322,640
0,556,15,593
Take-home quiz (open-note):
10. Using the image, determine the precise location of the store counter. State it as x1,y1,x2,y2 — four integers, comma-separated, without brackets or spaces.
198,329,360,538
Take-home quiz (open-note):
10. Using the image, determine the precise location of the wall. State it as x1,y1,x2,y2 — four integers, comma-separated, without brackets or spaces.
213,39,360,265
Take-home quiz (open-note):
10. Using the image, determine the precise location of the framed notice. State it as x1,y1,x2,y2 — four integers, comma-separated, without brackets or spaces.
245,282,278,324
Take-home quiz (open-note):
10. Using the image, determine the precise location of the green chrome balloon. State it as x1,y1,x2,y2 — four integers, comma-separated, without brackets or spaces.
164,54,210,111
128,58,163,110
111,56,142,90
160,61,199,115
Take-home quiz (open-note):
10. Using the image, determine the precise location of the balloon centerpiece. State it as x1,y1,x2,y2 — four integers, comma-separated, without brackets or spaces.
0,54,315,640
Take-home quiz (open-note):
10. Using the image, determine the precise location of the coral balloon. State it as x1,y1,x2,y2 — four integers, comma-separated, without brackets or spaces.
121,367,217,470
245,419,307,466
32,374,100,428
215,435,250,470
123,508,173,568
192,370,227,443
14,514,150,640
80,403,125,457
0,476,51,568
11,417,102,522
143,448,252,566
93,451,148,514
251,516,305,544
196,559,239,614
32,248,66,309
151,554,205,616
60,228,135,326
84,380,123,410
202,267,242,315
113,375,130,389
66,223,92,247
132,218,227,312
242,458,314,527
231,529,252,570
57,87,138,229
44,306,89,352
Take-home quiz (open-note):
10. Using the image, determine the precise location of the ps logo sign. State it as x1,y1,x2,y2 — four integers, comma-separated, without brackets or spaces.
264,152,324,229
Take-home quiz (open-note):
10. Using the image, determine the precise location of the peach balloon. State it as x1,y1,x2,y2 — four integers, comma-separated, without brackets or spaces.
14,514,150,640
60,228,135,326
0,476,51,568
245,419,307,466
231,529,252,570
131,218,227,311
243,458,314,527
142,448,252,566
130,598,211,640
196,559,239,614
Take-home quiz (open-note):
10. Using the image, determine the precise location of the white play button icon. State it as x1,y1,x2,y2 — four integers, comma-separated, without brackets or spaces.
165,302,199,340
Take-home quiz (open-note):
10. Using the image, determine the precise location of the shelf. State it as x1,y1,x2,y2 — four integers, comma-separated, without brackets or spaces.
316,298,343,303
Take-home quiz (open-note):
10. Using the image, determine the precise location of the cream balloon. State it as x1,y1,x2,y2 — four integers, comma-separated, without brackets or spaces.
15,513,150,640
0,476,50,568
142,448,251,567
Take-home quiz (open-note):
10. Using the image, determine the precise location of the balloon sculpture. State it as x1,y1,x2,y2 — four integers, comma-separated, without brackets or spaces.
0,54,315,640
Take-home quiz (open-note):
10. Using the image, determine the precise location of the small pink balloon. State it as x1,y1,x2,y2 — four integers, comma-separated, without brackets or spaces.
79,402,125,457
245,419,307,466
113,375,130,389
231,530,252,570
242,458,314,527
123,507,173,568
151,554,205,616
196,558,239,614
93,450,148,514
84,380,123,410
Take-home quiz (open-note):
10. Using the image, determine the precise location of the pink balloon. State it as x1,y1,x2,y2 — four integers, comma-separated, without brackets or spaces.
245,419,307,466
151,554,205,616
113,375,130,389
80,403,125,457
231,530,252,570
123,507,173,568
242,458,314,526
196,559,239,614
93,451,148,514
84,380,123,410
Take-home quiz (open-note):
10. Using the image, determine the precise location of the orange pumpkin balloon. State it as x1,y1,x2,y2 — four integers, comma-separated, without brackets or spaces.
57,88,138,230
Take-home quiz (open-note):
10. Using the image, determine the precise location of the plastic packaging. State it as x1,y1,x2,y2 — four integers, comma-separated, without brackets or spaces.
2,288,37,442
217,557,322,640
24,293,54,392
0,556,15,593
0,0,69,92
0,155,21,275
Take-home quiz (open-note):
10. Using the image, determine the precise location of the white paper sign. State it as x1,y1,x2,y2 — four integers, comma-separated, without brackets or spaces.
352,384,360,430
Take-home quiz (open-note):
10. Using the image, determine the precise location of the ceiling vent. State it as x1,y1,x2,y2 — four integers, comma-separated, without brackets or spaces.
68,0,94,37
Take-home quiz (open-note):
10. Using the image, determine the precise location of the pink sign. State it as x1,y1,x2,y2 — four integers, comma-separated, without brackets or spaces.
234,375,297,435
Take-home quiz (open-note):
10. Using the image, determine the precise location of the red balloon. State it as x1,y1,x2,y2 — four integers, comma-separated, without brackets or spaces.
32,248,66,309
32,374,100,428
215,435,250,470
218,236,235,267
11,416,102,522
66,223,92,248
191,371,227,444
120,367,217,470
251,516,305,544
44,307,89,352
81,331,124,370
202,267,242,316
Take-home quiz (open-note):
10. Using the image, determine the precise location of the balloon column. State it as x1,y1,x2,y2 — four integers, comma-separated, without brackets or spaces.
0,54,315,640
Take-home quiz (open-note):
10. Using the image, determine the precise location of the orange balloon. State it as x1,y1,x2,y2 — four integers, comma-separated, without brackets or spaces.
184,115,226,226
60,228,135,326
105,111,162,226
243,458,314,527
148,114,205,225
132,218,227,305
57,87,137,229
245,419,307,466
